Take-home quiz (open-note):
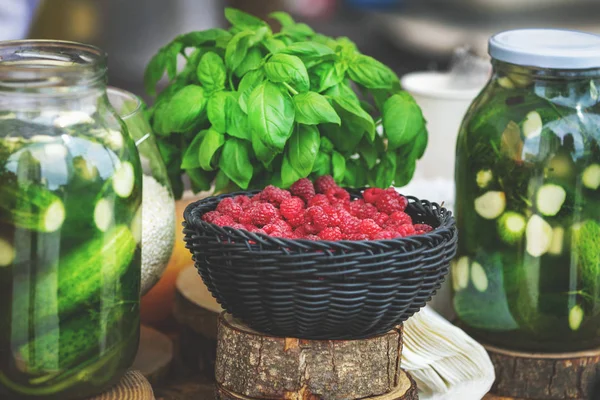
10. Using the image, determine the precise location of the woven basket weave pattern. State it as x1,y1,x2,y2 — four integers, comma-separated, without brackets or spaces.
183,189,458,340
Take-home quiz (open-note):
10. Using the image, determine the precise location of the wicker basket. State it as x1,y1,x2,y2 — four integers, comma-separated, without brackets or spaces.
183,189,457,340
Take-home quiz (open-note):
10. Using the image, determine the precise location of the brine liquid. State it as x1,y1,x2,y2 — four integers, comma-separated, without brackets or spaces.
454,77,600,352
0,116,141,400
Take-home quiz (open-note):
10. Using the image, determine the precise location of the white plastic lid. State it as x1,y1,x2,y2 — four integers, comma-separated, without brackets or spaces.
489,29,600,70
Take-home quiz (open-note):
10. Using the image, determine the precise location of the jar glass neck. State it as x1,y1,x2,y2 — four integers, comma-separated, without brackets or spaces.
492,59,600,80
0,40,107,94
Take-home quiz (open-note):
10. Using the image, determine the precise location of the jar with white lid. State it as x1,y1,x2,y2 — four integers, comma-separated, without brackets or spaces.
453,29,600,352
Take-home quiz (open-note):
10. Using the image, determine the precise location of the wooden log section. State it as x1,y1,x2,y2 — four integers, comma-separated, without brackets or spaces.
216,313,407,400
215,370,418,400
485,343,600,400
88,370,154,400
173,266,222,375
132,325,174,386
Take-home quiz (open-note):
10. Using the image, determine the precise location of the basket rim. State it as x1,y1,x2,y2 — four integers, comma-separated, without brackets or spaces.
183,187,456,249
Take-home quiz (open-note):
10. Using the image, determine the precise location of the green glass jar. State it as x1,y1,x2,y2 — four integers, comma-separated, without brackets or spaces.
453,30,600,352
0,41,142,399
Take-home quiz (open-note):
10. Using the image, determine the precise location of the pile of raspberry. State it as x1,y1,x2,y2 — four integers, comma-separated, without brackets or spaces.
202,175,433,241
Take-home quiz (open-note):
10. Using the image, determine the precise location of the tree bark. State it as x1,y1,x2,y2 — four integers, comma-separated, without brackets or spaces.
89,371,155,400
173,266,222,375
216,313,406,400
486,344,600,399
132,326,174,386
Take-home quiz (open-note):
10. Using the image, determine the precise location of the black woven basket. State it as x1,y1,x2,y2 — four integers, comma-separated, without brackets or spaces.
183,189,457,340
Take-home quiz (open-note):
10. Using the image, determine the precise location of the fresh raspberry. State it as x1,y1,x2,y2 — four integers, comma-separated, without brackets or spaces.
373,212,389,227
280,197,304,220
202,211,221,224
305,234,320,241
213,215,235,227
287,213,305,228
389,211,412,226
321,204,341,227
269,228,290,238
216,198,243,221
376,190,407,214
319,227,343,241
359,219,382,238
339,216,361,234
345,233,369,241
234,195,252,208
348,200,365,217
414,224,433,234
308,194,330,208
251,203,279,226
361,203,378,220
230,223,246,230
294,225,308,238
290,178,315,203
326,187,350,204
396,224,417,237
373,230,398,240
273,219,292,233
314,175,338,194
305,206,330,233
239,212,254,225
363,188,384,204
261,185,291,206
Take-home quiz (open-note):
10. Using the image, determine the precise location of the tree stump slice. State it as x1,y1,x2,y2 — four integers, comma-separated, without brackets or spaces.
132,325,174,386
216,313,405,400
215,370,417,400
485,344,600,400
88,370,154,400
173,266,222,375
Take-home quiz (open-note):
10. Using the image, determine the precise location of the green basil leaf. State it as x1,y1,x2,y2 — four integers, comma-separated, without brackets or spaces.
325,83,360,104
280,42,335,68
214,169,230,193
332,96,375,141
197,52,226,93
288,125,320,177
320,122,363,154
348,54,398,90
359,138,378,169
263,37,287,53
238,69,265,113
144,50,167,96
412,127,428,160
248,81,295,151
234,47,264,78
282,23,315,40
395,156,416,188
293,91,340,125
331,151,346,183
281,154,304,188
219,138,253,189
207,91,229,133
252,134,276,166
383,92,425,150
320,136,334,153
225,31,253,72
186,168,213,193
178,29,232,47
269,11,295,27
178,48,203,82
312,151,331,177
157,137,184,199
181,130,208,169
375,152,396,188
157,85,207,135
343,159,367,188
225,8,269,31
166,42,183,80
227,98,250,141
199,129,225,171
264,54,310,93
311,61,347,92
313,33,338,49
337,37,357,62
371,86,400,111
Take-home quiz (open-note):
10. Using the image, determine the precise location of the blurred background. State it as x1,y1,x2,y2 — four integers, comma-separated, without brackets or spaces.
3,0,599,101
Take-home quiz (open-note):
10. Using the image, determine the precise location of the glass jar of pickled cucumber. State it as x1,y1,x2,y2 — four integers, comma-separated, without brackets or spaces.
0,41,142,399
453,30,600,352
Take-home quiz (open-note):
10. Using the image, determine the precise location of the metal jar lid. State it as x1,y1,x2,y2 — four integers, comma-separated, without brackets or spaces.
489,29,600,70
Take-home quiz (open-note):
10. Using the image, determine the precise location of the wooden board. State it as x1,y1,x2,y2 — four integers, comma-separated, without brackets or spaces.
485,344,600,399
216,313,406,400
173,266,222,375
132,325,174,386
88,370,154,400
215,370,418,400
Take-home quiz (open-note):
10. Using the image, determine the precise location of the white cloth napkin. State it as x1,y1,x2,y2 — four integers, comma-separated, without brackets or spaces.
402,306,495,400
